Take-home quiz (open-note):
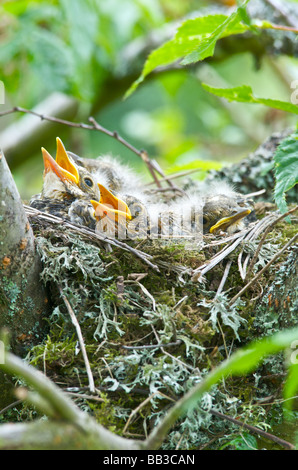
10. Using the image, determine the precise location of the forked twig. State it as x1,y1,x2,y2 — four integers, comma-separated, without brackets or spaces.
245,205,298,279
215,260,232,298
123,392,175,436
210,409,295,450
228,233,298,307
59,287,95,394
0,106,183,192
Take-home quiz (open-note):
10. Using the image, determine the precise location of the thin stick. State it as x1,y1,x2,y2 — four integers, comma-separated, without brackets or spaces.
192,236,244,282
59,287,95,394
66,392,104,402
88,116,162,188
210,409,295,450
121,340,182,351
0,351,140,449
0,400,22,416
264,0,298,28
145,168,203,187
123,392,175,435
228,233,298,307
0,106,169,189
215,260,232,299
24,205,160,272
246,205,298,279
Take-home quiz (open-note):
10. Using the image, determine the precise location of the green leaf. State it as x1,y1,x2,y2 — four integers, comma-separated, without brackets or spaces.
176,327,298,419
284,363,298,411
180,4,248,66
202,83,298,115
224,329,298,378
220,432,258,450
125,3,250,98
273,132,298,215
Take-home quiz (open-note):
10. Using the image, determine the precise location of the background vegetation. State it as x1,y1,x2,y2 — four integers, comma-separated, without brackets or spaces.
0,0,297,451
1,0,298,201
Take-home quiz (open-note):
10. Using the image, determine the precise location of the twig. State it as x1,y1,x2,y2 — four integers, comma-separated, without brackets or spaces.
264,0,298,28
150,324,196,374
0,106,179,190
148,159,187,196
0,401,22,416
210,409,295,450
143,328,298,450
58,287,95,394
124,280,156,311
66,392,104,402
0,351,141,450
89,116,185,195
24,205,160,272
215,260,232,299
88,116,162,188
121,340,182,351
145,168,203,187
0,352,87,425
245,205,298,279
123,392,175,435
228,233,298,307
243,189,266,198
173,295,189,310
192,236,245,282
266,22,298,33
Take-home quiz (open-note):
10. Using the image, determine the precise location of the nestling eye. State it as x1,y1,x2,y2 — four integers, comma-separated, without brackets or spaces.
202,217,208,226
84,177,93,187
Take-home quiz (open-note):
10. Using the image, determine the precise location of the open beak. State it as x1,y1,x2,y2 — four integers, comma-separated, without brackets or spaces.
91,185,132,224
54,137,80,185
209,208,251,234
42,147,79,185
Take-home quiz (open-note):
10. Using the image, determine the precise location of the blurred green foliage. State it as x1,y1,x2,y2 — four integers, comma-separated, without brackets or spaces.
0,0,297,200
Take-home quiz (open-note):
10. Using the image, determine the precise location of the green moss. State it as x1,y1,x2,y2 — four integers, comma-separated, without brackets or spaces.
0,277,21,316
3,211,296,450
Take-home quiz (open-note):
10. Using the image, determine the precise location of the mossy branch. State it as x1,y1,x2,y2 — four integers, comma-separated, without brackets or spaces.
0,151,48,349
1,327,297,450
0,350,141,450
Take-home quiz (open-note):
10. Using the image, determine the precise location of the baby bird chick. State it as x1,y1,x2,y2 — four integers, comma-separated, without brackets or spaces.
67,151,141,195
30,138,131,230
200,181,253,234
202,194,252,235
90,194,132,238
89,184,253,240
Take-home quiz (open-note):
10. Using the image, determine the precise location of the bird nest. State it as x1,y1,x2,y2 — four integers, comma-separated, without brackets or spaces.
21,202,298,449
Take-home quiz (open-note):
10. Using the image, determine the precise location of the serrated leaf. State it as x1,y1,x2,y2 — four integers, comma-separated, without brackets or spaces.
125,2,250,98
181,5,248,66
202,83,298,115
273,132,298,215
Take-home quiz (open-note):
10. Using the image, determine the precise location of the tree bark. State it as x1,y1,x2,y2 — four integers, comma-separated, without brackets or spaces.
0,151,49,354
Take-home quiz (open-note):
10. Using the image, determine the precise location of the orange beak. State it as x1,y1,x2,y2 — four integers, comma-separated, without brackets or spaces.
42,147,79,185
55,137,79,184
91,184,132,224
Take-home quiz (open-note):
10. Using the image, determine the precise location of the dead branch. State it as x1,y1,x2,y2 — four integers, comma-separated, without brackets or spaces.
0,106,182,191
